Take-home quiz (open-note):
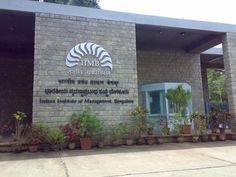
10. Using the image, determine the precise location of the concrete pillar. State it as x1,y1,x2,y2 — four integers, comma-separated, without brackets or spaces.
201,67,209,107
223,32,236,131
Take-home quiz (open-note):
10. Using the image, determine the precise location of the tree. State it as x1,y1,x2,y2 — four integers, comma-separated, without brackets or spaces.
166,85,191,115
207,69,227,102
31,0,100,8
69,0,100,8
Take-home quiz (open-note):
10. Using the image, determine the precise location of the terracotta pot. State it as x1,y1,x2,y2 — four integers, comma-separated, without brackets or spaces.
219,134,226,141
231,134,236,140
156,137,165,144
11,144,22,153
146,137,154,145
136,137,145,145
28,144,39,152
147,128,153,135
181,125,191,134
98,141,104,148
219,128,225,134
192,135,199,143
210,134,217,141
176,136,185,143
42,143,51,152
211,128,218,134
112,139,121,146
51,144,60,151
80,138,92,150
201,134,209,142
126,139,135,146
68,142,76,150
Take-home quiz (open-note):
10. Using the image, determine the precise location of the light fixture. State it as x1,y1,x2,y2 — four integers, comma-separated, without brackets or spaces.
180,32,186,36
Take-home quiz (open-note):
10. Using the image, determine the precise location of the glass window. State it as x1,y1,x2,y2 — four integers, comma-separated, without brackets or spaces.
150,91,160,114
148,90,166,115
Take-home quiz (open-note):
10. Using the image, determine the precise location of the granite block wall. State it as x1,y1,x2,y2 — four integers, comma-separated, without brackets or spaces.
223,32,236,131
33,13,138,127
137,49,204,112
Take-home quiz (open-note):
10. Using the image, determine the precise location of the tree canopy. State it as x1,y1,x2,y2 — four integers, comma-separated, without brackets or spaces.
31,0,100,8
207,69,227,102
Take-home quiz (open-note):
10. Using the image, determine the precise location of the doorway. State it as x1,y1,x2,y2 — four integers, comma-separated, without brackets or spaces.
0,11,35,135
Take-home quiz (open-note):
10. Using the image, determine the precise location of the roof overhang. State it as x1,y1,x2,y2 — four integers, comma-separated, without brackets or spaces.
1,0,236,33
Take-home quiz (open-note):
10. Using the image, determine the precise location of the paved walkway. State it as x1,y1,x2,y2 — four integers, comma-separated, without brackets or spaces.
1,141,236,177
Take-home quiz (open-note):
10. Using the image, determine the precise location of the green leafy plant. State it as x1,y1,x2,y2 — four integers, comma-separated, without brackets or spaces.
129,106,148,135
161,127,169,135
71,107,102,138
46,128,66,145
166,85,191,116
12,111,27,143
172,113,182,134
112,123,128,141
190,111,206,134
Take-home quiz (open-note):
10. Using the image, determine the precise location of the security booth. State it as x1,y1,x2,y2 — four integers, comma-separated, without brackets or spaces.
141,82,192,132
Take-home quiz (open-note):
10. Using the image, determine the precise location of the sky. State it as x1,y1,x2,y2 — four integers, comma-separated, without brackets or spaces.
99,0,236,25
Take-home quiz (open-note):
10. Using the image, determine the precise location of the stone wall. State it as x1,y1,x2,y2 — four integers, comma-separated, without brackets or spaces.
223,32,236,131
33,13,138,127
137,49,204,112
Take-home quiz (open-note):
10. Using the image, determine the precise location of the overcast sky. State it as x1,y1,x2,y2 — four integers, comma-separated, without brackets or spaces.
99,0,236,25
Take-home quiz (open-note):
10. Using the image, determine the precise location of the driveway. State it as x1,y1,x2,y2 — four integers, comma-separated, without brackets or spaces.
1,141,236,177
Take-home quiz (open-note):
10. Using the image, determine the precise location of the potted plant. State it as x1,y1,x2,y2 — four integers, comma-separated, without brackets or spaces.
209,110,219,133
218,111,233,141
46,128,66,151
166,85,192,134
71,107,102,150
111,123,128,146
190,112,205,143
60,124,77,150
12,111,27,153
161,127,170,136
125,126,136,146
198,118,208,142
173,113,185,143
129,106,148,144
96,125,107,148
26,124,44,152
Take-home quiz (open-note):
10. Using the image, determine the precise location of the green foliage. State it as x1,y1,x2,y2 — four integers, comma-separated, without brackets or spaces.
166,85,191,115
172,113,182,134
31,0,100,8
68,0,100,8
13,111,26,122
129,106,148,134
190,111,205,122
70,107,102,138
190,112,206,134
207,69,227,102
112,123,128,140
161,127,169,135
46,128,66,145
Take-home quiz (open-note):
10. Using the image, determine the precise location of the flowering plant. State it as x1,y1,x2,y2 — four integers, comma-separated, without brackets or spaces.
60,124,76,142
13,111,26,121
26,125,44,145
13,111,27,142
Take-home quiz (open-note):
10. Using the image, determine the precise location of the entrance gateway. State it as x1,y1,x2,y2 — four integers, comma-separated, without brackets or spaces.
1,0,236,132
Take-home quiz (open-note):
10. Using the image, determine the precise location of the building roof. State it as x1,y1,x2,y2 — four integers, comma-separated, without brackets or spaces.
1,0,236,33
